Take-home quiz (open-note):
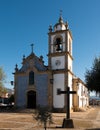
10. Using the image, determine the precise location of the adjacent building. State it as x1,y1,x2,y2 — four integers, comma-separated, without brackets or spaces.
72,77,89,111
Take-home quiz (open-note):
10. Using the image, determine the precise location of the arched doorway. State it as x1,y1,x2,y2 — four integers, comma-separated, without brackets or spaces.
27,91,36,109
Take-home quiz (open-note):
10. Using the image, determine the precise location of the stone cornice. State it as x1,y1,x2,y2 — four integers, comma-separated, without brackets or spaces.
47,51,73,60
73,77,86,87
14,68,49,76
48,29,73,39
50,69,74,75
48,30,67,35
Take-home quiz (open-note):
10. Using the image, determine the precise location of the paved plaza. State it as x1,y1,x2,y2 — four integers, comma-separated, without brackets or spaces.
0,106,100,130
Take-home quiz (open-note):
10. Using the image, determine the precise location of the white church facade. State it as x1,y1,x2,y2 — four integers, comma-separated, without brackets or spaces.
13,15,89,112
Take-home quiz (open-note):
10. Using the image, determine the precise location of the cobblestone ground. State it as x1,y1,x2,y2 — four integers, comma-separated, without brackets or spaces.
0,106,100,130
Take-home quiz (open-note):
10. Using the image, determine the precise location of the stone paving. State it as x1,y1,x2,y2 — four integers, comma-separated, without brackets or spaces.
0,106,100,130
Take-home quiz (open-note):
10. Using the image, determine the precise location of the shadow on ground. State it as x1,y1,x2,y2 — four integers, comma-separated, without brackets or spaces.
86,128,100,130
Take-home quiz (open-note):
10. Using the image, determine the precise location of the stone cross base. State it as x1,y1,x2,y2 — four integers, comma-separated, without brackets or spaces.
62,118,74,128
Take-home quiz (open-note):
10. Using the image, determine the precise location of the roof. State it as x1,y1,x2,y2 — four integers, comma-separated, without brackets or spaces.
14,52,48,74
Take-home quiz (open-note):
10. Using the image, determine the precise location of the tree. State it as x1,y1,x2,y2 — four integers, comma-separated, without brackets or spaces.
0,67,6,97
34,106,53,130
8,94,14,104
85,56,100,94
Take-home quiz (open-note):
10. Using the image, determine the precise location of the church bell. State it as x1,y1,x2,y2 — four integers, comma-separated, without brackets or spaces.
55,38,62,51
56,44,62,51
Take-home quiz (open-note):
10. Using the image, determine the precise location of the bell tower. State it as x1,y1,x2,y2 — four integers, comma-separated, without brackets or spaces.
48,15,73,111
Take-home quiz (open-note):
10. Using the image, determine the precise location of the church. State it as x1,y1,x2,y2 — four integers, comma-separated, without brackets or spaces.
13,15,89,112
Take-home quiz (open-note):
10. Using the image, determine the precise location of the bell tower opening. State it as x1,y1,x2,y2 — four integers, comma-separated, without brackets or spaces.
27,90,36,109
55,38,62,52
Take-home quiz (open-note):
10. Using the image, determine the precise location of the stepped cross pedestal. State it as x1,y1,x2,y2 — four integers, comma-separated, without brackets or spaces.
57,87,76,128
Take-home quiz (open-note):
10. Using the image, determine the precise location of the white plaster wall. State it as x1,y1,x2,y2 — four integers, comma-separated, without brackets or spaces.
51,35,55,45
82,87,88,107
68,73,73,108
68,32,72,55
78,83,85,108
78,83,82,107
68,56,72,71
51,56,65,70
61,33,65,51
51,35,55,53
54,25,66,31
61,33,65,42
53,74,64,108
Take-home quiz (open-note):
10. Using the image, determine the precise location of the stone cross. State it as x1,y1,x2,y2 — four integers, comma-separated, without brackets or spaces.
60,10,62,17
31,43,34,53
57,87,76,119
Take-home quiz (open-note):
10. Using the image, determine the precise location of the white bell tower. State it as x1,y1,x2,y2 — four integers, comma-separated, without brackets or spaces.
48,15,73,111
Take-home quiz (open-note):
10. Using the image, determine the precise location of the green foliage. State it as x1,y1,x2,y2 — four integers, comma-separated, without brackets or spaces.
85,56,100,93
0,67,6,82
0,86,7,97
8,94,14,103
0,66,6,97
34,105,53,130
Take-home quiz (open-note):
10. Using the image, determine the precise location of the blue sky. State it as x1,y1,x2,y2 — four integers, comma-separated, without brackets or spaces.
0,0,100,89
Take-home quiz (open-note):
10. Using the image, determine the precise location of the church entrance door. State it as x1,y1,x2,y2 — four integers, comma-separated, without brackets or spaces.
27,91,36,109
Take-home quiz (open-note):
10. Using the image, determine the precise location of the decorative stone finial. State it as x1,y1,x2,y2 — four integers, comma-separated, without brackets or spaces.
40,55,44,64
60,10,62,17
65,21,69,29
23,55,25,61
59,10,63,23
31,43,34,54
15,64,18,72
49,25,52,32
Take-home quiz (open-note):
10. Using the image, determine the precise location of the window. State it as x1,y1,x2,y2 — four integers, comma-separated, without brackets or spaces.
29,71,34,85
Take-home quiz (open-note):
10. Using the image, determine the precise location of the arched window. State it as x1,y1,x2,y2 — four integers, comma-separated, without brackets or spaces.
29,71,34,85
